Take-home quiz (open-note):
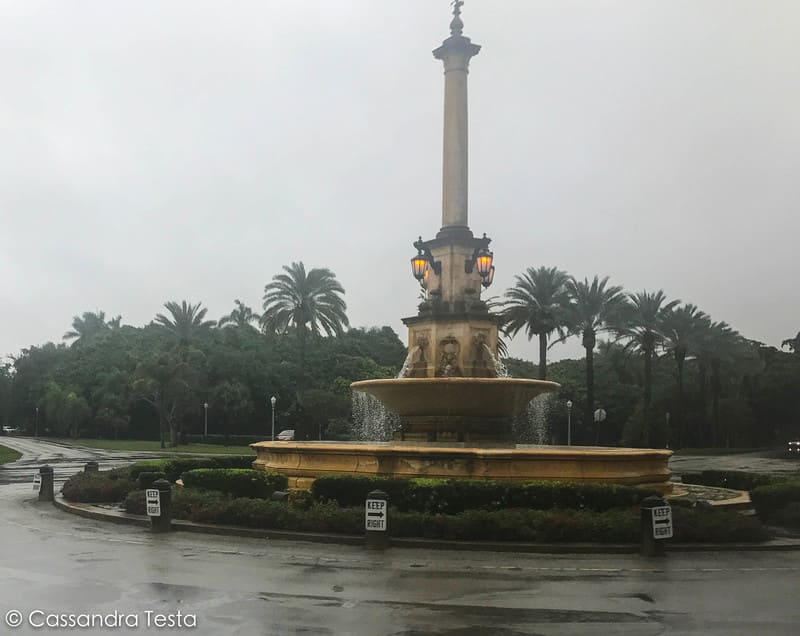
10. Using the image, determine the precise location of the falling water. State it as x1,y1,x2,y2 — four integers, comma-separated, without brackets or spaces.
513,393,555,445
351,391,401,441
397,349,415,379
481,343,509,378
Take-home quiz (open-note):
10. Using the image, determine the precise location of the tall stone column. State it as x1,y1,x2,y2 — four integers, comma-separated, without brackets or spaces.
433,8,480,234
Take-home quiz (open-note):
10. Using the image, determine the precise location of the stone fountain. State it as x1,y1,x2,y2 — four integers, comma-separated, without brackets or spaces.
252,3,671,491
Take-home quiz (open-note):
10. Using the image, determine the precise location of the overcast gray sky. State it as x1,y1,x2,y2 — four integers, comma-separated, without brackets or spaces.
1,1,798,364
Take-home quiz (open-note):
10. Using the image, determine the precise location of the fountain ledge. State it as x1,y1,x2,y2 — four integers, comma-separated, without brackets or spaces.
251,441,673,493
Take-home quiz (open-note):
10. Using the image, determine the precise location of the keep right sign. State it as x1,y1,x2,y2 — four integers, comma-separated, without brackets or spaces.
651,505,673,539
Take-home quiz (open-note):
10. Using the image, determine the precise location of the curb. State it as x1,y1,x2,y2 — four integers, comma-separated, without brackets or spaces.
53,495,800,554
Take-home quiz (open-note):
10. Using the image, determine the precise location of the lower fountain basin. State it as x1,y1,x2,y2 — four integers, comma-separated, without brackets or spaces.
350,377,560,418
251,441,673,493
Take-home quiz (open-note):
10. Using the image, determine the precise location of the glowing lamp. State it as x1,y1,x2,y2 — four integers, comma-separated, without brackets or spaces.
411,253,428,281
475,248,493,278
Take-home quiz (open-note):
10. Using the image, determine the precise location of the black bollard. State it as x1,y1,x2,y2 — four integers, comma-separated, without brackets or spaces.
148,479,172,533
84,461,99,473
640,495,672,556
38,465,55,502
365,489,389,550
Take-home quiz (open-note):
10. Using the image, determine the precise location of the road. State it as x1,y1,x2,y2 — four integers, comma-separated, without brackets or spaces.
1,439,799,635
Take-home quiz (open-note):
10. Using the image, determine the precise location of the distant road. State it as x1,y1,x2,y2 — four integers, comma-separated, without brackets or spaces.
0,437,166,486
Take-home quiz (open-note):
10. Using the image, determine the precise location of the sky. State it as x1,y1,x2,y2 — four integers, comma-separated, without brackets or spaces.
1,1,798,364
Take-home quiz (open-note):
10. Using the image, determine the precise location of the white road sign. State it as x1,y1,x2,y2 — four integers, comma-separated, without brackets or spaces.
651,505,673,539
365,498,387,532
32,473,41,492
145,488,161,517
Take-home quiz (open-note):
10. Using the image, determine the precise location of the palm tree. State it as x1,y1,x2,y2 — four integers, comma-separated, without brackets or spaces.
262,262,349,411
500,266,571,379
218,300,258,330
154,301,216,344
616,290,679,445
782,332,800,354
564,276,628,443
661,303,708,447
63,310,121,345
695,319,742,446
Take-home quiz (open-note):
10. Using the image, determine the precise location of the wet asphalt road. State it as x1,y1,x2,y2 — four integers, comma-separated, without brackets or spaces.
1,439,800,635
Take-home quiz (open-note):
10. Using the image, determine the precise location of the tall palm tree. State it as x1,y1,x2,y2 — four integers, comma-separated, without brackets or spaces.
565,276,628,442
661,303,708,447
782,332,800,354
218,300,258,330
695,319,741,446
616,290,679,445
262,262,349,410
154,301,216,344
63,310,122,346
500,266,571,379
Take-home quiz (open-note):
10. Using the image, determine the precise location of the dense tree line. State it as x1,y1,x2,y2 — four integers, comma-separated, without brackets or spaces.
501,266,800,448
1,261,797,449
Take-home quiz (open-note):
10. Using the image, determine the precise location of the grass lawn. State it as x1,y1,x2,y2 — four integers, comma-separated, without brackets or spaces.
0,444,22,465
43,438,255,455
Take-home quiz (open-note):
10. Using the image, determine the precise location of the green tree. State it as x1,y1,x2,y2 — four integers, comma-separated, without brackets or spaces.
261,262,349,438
616,290,679,446
63,310,121,346
661,304,708,447
154,301,215,345
564,276,628,443
501,266,571,379
209,381,253,443
218,300,258,330
782,332,800,354
131,352,195,447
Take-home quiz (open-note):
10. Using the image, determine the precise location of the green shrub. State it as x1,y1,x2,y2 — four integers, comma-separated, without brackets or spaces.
680,470,795,491
310,475,657,513
671,507,770,542
771,502,800,530
750,481,800,519
62,472,136,503
123,490,146,514
181,469,287,499
136,472,167,490
128,456,254,482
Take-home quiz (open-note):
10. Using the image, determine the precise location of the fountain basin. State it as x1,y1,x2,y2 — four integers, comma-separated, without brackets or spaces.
350,377,559,418
251,441,673,493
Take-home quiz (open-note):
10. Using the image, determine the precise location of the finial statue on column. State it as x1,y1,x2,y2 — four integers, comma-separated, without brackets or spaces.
450,0,465,36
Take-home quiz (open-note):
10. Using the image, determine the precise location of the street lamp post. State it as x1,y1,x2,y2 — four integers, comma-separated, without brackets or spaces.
270,396,276,441
203,402,208,437
665,412,671,449
566,400,573,446
35,407,39,438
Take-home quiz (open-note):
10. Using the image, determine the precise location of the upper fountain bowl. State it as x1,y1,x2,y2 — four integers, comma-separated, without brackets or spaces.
350,377,560,418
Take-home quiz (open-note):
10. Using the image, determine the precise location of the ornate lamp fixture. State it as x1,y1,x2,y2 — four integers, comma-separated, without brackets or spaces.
411,251,428,281
481,265,495,288
411,236,442,283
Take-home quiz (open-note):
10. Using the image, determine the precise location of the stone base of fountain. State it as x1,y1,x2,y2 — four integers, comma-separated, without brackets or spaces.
250,441,673,493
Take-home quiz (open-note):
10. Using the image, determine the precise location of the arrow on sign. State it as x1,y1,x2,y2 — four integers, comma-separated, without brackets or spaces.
367,511,385,518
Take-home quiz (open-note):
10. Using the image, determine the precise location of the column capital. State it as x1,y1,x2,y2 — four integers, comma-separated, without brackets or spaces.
433,35,481,66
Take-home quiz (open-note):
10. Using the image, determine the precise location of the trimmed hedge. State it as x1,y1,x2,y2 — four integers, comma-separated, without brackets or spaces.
136,471,167,490
128,456,255,482
310,475,659,514
750,481,800,519
62,471,136,503
121,489,769,543
680,470,795,491
771,502,800,530
181,469,287,499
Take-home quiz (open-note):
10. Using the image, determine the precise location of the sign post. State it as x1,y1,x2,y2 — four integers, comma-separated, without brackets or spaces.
640,495,671,556
32,473,42,493
37,465,54,502
147,479,172,533
365,489,389,549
